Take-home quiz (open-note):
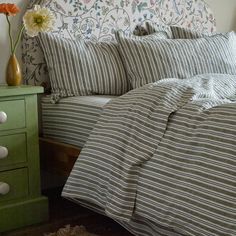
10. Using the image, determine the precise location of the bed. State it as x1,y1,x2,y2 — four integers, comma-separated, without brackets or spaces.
23,0,216,176
22,0,236,235
40,95,114,176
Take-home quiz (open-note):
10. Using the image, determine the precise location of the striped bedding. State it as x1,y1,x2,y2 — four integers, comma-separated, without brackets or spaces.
38,33,130,102
41,95,115,148
63,73,236,236
115,31,236,89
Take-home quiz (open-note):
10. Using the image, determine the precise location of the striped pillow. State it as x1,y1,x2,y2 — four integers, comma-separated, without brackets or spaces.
38,33,130,102
171,26,210,39
145,22,173,38
115,31,236,89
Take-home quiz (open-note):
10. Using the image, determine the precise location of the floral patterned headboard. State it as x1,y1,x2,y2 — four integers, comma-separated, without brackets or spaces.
22,0,216,90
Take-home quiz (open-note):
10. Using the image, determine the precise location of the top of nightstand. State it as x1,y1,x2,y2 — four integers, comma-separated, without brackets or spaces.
0,85,44,97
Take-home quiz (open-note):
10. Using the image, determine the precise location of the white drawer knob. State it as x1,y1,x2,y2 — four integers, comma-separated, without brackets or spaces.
0,111,7,124
0,146,8,159
0,182,10,195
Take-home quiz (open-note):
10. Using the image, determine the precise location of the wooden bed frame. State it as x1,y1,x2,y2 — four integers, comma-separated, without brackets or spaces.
39,137,81,177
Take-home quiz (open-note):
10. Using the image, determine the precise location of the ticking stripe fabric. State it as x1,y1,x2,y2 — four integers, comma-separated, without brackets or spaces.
63,74,236,236
116,31,236,89
41,95,115,148
145,22,173,38
170,26,209,38
170,26,232,40
38,33,129,103
147,24,211,39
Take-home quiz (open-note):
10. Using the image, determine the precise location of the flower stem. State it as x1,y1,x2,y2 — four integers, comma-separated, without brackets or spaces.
6,14,14,54
12,25,25,55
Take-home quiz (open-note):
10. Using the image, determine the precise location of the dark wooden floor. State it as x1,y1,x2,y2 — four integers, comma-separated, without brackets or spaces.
2,188,133,236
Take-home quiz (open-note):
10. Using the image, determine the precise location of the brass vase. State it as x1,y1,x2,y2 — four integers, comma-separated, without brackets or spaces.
6,54,22,86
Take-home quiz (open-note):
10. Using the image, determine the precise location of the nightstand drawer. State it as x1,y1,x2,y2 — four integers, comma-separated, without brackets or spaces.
0,133,27,167
0,100,26,131
0,168,28,203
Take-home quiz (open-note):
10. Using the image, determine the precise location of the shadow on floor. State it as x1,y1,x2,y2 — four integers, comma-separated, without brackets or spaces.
2,188,133,236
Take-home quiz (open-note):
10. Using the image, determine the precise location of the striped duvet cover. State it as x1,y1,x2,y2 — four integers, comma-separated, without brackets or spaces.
62,73,236,236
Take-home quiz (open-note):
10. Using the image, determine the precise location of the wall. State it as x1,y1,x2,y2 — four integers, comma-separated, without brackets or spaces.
0,0,236,84
205,0,236,32
0,0,28,84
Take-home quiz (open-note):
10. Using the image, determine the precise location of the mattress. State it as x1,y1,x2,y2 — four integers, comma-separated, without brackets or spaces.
41,95,116,148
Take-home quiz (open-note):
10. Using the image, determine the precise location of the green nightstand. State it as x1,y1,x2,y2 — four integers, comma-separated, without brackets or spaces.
0,85,48,232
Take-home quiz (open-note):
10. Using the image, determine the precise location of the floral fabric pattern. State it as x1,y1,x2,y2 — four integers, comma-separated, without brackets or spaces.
22,0,216,89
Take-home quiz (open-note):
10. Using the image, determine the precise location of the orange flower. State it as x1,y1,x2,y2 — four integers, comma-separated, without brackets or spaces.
0,3,20,16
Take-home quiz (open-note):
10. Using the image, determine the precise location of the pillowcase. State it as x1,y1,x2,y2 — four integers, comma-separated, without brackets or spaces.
115,31,236,89
38,33,130,102
145,22,173,38
147,24,212,39
125,30,170,41
170,26,211,39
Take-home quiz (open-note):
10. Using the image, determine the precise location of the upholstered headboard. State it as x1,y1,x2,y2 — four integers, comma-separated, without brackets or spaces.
22,0,216,90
